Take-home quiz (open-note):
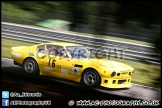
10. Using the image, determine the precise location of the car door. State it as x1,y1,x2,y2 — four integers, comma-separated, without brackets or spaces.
51,46,73,79
38,44,55,74
41,45,73,79
65,46,86,79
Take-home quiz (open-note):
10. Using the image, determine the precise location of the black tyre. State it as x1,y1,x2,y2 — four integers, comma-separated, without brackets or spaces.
81,69,100,87
23,58,39,74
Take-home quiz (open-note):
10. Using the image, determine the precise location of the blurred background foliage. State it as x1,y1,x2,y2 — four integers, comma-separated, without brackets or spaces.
2,1,161,53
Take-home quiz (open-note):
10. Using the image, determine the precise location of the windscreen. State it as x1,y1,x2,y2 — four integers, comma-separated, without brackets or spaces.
66,46,95,59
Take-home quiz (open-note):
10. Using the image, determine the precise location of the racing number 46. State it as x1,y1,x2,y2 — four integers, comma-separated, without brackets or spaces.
48,58,55,67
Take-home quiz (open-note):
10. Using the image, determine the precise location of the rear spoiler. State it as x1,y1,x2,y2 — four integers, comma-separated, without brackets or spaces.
11,46,27,51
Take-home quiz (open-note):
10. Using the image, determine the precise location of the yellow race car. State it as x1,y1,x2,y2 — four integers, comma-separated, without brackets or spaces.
11,42,134,88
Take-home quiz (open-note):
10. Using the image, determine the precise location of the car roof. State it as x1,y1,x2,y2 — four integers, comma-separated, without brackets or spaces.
40,42,83,46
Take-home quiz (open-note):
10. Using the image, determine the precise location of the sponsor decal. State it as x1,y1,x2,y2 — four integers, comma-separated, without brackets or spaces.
13,53,21,58
43,67,52,71
72,67,79,74
57,65,61,68
29,52,34,56
61,68,68,74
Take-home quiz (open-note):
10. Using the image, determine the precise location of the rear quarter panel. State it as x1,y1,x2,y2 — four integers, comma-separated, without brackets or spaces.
11,45,39,65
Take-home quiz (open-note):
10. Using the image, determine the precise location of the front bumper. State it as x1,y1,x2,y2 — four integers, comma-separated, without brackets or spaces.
100,77,132,88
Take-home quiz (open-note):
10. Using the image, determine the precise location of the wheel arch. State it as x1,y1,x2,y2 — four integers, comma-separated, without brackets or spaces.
81,67,101,84
23,57,40,72
23,57,37,65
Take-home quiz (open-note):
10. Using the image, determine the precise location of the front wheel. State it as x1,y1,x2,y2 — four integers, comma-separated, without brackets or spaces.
23,58,39,74
81,69,100,87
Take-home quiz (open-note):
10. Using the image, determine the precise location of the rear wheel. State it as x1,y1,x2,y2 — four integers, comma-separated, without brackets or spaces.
81,69,100,87
23,58,39,74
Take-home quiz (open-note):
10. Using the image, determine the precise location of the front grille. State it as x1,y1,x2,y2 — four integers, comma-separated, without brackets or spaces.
118,80,126,84
104,80,108,83
120,70,132,75
112,80,116,84
121,72,129,75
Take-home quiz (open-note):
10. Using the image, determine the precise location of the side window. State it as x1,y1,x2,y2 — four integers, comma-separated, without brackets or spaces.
37,44,68,57
37,45,45,53
55,46,68,57
47,45,57,55
66,46,89,59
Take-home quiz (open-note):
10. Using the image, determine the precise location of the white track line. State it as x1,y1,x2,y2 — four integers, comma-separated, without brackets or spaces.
2,57,13,61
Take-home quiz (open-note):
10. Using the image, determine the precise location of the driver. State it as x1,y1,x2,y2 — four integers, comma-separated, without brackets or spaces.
56,47,67,57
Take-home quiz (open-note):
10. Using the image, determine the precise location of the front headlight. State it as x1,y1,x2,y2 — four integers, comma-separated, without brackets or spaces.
111,71,116,77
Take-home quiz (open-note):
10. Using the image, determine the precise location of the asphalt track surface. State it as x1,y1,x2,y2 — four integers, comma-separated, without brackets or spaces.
1,58,161,107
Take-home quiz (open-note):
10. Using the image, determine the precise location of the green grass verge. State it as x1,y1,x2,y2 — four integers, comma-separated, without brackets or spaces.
2,38,160,88
2,39,34,58
114,59,161,88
